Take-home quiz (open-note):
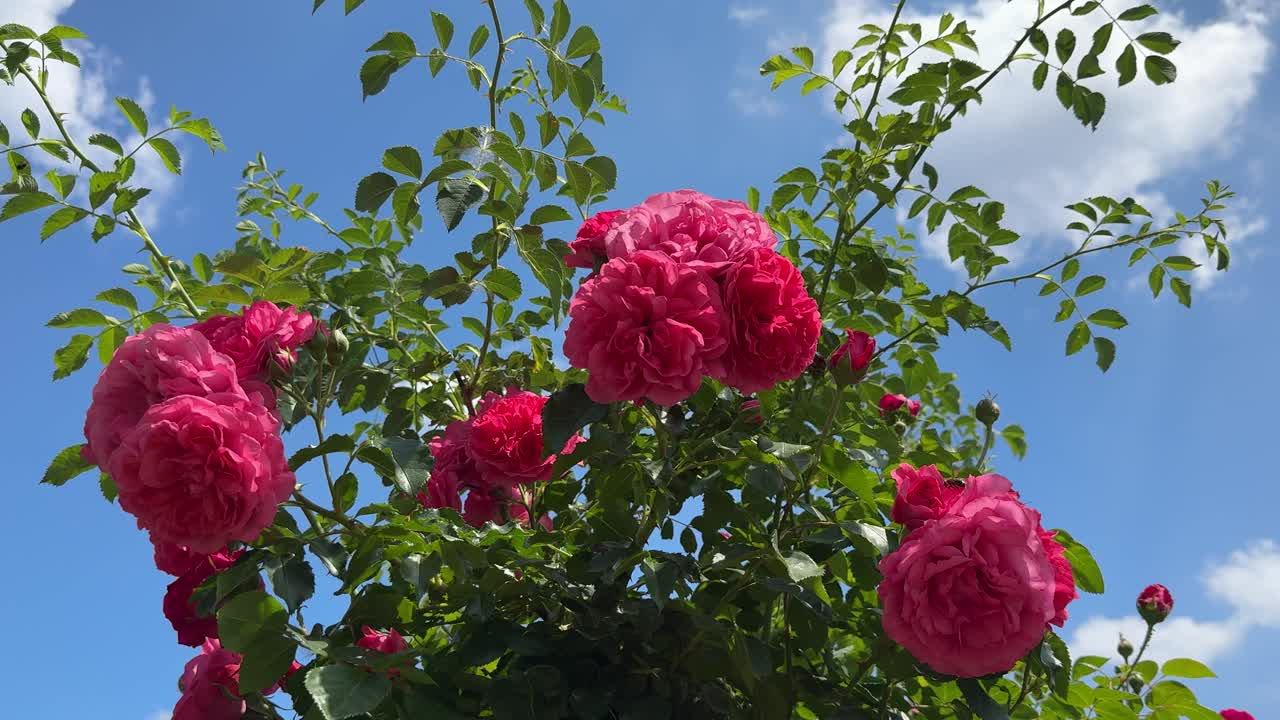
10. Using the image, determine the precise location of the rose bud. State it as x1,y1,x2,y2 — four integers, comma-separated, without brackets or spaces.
893,420,908,436
829,329,875,386
739,399,764,425
1136,584,1174,625
975,397,1000,427
1117,635,1134,659
326,327,349,362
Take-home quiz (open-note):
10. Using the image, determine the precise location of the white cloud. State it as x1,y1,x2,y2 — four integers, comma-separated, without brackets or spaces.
729,87,783,117
819,0,1271,273
1071,539,1280,666
0,0,182,229
729,5,771,24
143,711,172,720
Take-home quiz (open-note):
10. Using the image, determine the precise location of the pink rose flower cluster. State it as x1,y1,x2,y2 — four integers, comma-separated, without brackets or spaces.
417,388,580,528
879,393,921,417
81,302,315,554
877,464,1079,677
173,639,298,720
563,190,822,405
161,546,245,647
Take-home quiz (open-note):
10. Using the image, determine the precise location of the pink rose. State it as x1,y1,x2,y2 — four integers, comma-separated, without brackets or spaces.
564,209,624,270
878,474,1059,677
153,533,206,576
564,251,728,406
469,388,582,486
717,248,821,394
459,485,552,530
829,329,875,385
81,324,242,467
739,398,765,425
192,301,317,381
890,464,962,532
603,190,777,274
879,394,921,417
108,393,295,554
1137,584,1174,625
163,550,243,646
172,639,245,720
357,625,409,655
1220,711,1255,720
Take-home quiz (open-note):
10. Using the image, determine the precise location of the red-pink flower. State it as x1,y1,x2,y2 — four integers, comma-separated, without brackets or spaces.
1220,710,1255,720
107,393,295,554
878,473,1067,677
468,389,582,486
192,301,317,381
357,625,409,655
163,550,242,647
1137,584,1174,625
1040,528,1079,626
153,533,206,577
173,639,245,720
717,248,821,394
602,190,777,274
564,250,728,406
879,393,921,417
890,464,962,532
739,398,765,425
81,324,242,467
564,209,624,270
829,329,875,385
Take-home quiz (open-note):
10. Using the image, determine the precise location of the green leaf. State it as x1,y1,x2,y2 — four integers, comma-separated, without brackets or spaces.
98,324,126,365
468,25,490,57
1057,534,1105,593
1087,309,1128,329
304,665,392,720
1077,53,1104,80
1032,62,1049,90
366,31,415,55
113,97,148,136
1119,4,1159,21
1066,321,1091,356
530,204,572,224
431,11,454,51
1030,28,1049,56
1116,44,1138,86
1162,255,1199,271
217,590,287,652
289,434,356,471
1136,31,1180,54
21,108,39,139
524,0,546,34
268,557,316,614
1061,258,1080,282
957,679,1010,720
0,120,8,146
99,473,118,503
1093,336,1116,372
483,267,523,301
47,308,110,328
354,172,397,214
1171,277,1192,307
565,25,600,59
1,191,57,222
1001,424,1027,459
53,333,93,380
1075,275,1105,296
359,55,407,99
88,132,123,155
1161,658,1215,679
1055,28,1077,63
382,145,422,177
564,131,594,158
148,137,182,174
782,551,824,582
435,177,483,231
96,287,138,313
42,444,93,486
541,383,607,457
1090,23,1113,56
1144,55,1177,85
40,206,87,241
549,0,571,45
1148,264,1165,298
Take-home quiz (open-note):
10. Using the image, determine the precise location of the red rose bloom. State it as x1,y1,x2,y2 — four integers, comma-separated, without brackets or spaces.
1137,584,1174,625
564,251,728,406
1220,710,1255,720
163,550,242,647
879,393,921,417
468,389,582,486
564,209,624,270
1039,528,1079,626
602,190,777,275
153,533,206,576
107,393,295,553
192,301,317,381
829,329,875,385
81,324,243,468
173,639,245,720
717,248,821,394
890,464,962,532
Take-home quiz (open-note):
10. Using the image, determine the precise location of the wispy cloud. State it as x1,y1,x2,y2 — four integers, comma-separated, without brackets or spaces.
729,5,771,24
729,88,782,118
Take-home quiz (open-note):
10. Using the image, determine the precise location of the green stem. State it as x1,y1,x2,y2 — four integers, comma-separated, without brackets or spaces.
1117,624,1155,688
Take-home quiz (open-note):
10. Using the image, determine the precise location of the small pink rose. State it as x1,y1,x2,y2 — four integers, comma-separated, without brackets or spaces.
1137,584,1174,625
829,329,875,385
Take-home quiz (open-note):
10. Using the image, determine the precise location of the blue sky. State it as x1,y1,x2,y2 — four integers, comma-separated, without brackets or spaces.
1,0,1277,718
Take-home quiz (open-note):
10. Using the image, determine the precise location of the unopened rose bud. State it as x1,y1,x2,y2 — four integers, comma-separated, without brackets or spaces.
1117,635,1134,659
893,421,908,436
1136,583,1174,625
326,328,349,362
739,398,764,425
828,329,875,386
975,397,1000,426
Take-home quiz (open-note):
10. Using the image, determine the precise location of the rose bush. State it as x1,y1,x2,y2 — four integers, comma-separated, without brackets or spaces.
12,0,1248,718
